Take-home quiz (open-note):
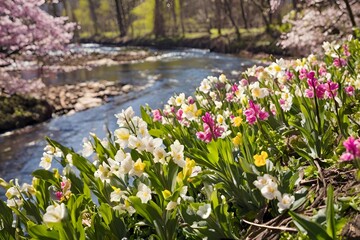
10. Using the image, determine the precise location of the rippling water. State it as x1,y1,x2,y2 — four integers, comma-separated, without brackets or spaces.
0,46,255,185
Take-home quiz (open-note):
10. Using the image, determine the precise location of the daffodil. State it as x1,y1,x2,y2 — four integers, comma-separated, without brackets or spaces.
253,151,268,167
43,203,67,225
136,183,152,204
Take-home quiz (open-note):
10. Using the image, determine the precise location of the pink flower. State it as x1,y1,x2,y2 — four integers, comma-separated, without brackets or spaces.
187,96,195,104
345,86,355,96
244,100,269,125
333,58,347,68
152,109,162,122
55,191,63,200
315,84,326,99
343,44,350,57
286,71,294,80
176,109,183,121
305,89,314,98
240,79,248,86
226,92,234,102
325,81,338,98
318,66,327,76
299,68,308,80
340,152,354,162
232,84,239,93
196,112,224,143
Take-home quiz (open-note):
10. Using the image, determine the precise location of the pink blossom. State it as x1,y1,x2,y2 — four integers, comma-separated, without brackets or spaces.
325,81,339,98
315,84,326,99
226,92,234,102
340,152,354,161
299,68,308,80
232,84,239,93
345,86,355,96
152,109,162,122
333,58,347,68
187,96,195,104
244,100,269,125
305,89,314,98
286,71,294,80
196,112,224,143
318,66,327,76
176,109,183,121
240,79,248,86
55,191,63,200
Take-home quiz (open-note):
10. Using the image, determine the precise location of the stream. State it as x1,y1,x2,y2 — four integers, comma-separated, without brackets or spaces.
0,45,255,185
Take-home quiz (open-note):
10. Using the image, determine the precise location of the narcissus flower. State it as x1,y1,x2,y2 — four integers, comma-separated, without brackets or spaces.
197,203,211,219
253,151,268,167
43,203,67,225
136,183,152,204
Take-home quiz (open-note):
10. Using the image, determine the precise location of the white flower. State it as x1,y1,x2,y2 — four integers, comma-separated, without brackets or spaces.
107,158,122,178
94,162,111,183
5,186,21,199
128,135,145,150
114,128,130,148
142,136,162,153
260,181,281,200
277,193,295,213
197,203,211,219
253,174,273,190
7,198,23,208
153,147,168,164
39,153,53,170
175,93,186,106
166,201,178,210
136,183,152,204
115,107,135,126
119,154,134,175
43,203,67,225
81,138,93,157
219,74,227,83
114,150,126,162
170,140,185,168
66,153,73,166
110,187,125,202
199,79,211,94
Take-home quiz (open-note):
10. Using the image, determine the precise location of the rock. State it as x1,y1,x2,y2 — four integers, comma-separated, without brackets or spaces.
74,97,103,111
121,84,133,93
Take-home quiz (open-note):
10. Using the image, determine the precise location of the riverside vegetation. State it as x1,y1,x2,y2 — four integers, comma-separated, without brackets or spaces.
1,38,360,239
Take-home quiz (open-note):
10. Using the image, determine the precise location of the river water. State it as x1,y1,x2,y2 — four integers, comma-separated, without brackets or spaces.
0,46,255,185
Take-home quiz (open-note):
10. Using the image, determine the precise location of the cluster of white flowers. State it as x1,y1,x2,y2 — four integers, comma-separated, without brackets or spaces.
39,144,63,170
254,174,295,213
4,178,36,208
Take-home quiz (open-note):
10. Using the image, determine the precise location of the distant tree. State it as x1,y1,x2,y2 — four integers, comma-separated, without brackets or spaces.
223,0,241,40
87,0,99,35
114,0,127,37
280,0,360,55
154,0,165,38
0,0,74,94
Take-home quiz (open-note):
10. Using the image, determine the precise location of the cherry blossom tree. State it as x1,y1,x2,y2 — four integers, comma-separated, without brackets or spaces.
280,0,359,55
0,0,75,95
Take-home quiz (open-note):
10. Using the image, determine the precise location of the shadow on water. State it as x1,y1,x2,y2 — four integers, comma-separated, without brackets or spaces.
0,47,255,186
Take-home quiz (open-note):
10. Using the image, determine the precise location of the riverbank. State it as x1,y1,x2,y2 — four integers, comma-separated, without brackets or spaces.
0,48,155,134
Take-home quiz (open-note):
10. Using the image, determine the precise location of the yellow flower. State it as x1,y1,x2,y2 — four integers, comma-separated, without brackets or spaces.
232,133,242,146
162,189,171,199
232,116,242,127
253,151,268,167
183,158,196,178
196,109,202,117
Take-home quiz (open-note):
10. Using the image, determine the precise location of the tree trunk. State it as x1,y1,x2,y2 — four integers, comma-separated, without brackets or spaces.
114,0,127,37
153,0,165,38
171,0,178,36
239,0,248,29
224,0,241,40
179,0,185,37
87,0,99,36
215,0,222,35
62,0,79,42
343,0,357,28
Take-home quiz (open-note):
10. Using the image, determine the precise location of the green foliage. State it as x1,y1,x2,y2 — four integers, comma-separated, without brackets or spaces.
1,39,360,239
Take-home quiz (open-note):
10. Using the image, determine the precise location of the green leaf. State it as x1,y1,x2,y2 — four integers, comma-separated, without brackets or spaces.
27,222,59,239
326,185,336,238
289,211,332,240
141,106,152,124
149,129,164,138
207,140,219,165
32,169,58,187
99,203,113,225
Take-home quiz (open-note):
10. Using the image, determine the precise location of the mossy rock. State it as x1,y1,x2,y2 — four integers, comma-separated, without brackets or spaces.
0,95,54,133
